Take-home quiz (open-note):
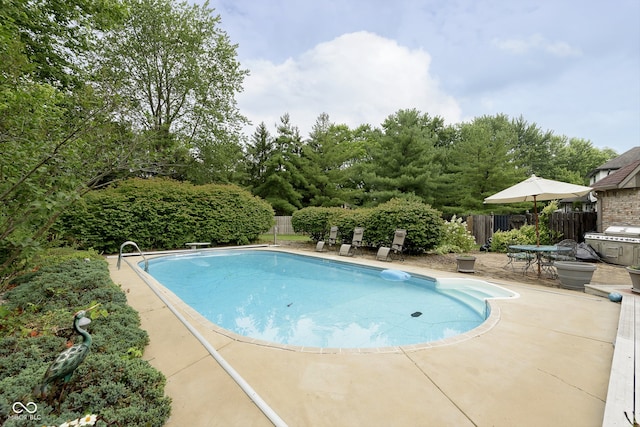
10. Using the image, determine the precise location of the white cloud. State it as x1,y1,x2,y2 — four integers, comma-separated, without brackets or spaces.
237,31,462,137
493,34,582,57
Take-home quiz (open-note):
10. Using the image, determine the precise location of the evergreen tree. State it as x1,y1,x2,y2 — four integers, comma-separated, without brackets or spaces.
302,113,369,207
253,114,308,215
359,109,442,206
439,115,524,214
244,122,274,189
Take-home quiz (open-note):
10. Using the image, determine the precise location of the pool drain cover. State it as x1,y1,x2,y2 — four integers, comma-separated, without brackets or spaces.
411,311,422,317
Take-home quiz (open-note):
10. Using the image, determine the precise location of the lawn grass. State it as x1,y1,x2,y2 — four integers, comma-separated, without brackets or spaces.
257,233,311,243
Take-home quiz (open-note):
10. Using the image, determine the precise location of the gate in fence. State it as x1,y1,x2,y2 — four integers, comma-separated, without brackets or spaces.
268,216,297,234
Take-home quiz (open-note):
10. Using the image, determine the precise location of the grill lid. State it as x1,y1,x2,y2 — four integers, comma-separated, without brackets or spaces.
604,226,640,237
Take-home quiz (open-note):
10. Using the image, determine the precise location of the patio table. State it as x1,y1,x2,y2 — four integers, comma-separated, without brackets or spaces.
508,244,573,277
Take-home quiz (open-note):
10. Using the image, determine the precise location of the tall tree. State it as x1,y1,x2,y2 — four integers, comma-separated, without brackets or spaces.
439,115,524,214
0,0,138,277
510,116,556,177
253,114,308,215
550,137,617,184
302,113,368,207
1,0,124,89
359,109,442,206
94,0,248,179
244,122,274,190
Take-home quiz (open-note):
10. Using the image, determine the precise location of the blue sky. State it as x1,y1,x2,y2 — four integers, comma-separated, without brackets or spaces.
207,0,639,154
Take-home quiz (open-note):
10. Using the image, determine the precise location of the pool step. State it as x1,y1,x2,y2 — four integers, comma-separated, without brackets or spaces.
442,288,488,317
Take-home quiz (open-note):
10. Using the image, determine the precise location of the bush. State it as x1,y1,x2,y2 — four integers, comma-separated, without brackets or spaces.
0,257,171,426
490,225,538,252
292,198,444,254
490,202,560,252
56,178,274,253
364,198,444,254
291,207,344,242
432,215,477,254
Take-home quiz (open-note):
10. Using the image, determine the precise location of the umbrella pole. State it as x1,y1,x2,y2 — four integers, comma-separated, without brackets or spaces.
534,195,540,246
534,195,541,276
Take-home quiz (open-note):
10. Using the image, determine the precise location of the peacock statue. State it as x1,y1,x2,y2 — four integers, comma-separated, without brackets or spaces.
34,303,100,398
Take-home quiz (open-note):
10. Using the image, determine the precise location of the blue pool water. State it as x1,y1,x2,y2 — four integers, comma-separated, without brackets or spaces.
143,250,516,348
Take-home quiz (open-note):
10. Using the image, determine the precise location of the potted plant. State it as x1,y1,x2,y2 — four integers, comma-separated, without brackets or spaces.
456,255,476,273
554,261,597,291
627,265,640,293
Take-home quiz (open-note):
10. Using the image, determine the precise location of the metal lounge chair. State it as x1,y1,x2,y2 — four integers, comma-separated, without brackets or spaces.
339,227,364,257
315,226,339,252
376,229,407,261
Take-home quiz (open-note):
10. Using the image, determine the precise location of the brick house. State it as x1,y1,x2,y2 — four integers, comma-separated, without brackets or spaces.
590,147,640,231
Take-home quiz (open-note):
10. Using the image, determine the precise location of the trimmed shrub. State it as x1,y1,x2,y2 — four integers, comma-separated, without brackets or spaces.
364,198,444,253
490,225,538,252
330,208,373,244
0,257,170,426
292,199,444,254
291,207,344,242
56,178,274,253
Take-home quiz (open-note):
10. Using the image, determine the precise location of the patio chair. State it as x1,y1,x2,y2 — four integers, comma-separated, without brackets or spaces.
339,227,364,257
539,239,578,278
315,226,339,252
504,250,534,274
376,229,407,261
551,239,578,261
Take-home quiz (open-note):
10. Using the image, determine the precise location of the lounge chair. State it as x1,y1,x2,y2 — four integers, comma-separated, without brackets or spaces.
315,226,339,252
376,229,407,261
339,227,364,257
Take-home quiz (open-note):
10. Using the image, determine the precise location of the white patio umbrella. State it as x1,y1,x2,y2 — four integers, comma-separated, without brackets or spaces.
484,174,592,246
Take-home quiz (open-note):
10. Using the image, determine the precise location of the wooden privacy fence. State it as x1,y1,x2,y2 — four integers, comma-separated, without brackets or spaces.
466,212,597,244
268,216,297,234
269,212,598,242
549,212,597,242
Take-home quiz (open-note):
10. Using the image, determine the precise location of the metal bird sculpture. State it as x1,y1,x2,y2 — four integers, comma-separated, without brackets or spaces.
34,303,100,398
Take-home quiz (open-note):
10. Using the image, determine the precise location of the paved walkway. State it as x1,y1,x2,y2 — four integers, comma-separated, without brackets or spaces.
108,249,624,427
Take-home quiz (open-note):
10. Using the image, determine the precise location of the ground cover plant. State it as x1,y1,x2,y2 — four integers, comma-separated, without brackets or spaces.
0,250,171,426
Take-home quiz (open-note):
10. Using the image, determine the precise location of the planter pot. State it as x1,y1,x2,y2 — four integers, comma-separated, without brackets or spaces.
626,267,640,293
456,256,476,273
555,261,596,290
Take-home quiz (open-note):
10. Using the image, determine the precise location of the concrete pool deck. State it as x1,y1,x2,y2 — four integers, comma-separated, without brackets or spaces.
108,248,632,426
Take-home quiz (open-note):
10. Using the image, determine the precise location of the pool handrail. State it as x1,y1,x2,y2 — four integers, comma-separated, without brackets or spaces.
118,241,149,272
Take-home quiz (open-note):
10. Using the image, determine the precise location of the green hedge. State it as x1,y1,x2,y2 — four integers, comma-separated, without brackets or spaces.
292,198,444,254
57,178,274,253
290,207,345,242
0,256,171,426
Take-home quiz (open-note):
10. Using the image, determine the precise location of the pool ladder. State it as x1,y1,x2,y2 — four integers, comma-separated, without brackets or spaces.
117,241,149,272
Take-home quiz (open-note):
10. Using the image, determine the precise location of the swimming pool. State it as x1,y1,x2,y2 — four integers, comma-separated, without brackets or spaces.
142,250,517,349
